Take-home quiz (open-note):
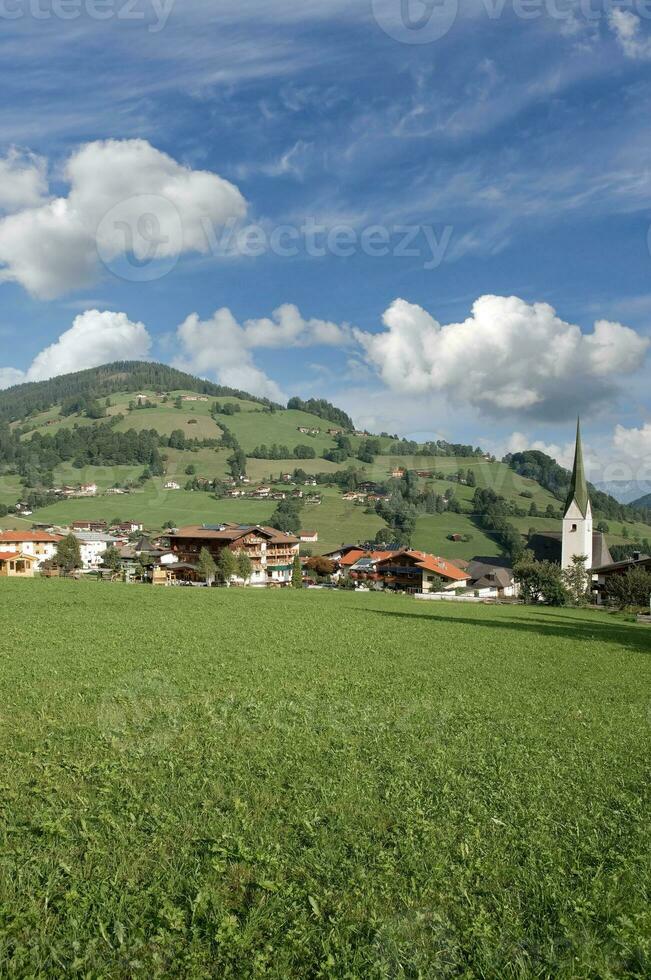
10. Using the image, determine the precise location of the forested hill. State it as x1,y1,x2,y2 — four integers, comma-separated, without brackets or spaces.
0,362,280,423
504,449,650,525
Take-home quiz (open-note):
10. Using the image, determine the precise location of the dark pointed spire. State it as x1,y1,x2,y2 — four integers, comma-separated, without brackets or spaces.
565,417,590,517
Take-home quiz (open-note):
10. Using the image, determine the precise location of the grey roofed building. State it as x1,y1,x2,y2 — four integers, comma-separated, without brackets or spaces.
465,560,515,591
527,531,612,569
591,553,651,574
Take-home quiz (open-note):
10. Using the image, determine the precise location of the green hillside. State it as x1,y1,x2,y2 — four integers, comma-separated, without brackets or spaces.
1,362,650,559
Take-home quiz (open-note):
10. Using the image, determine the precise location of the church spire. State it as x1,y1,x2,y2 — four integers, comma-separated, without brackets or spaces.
565,417,590,517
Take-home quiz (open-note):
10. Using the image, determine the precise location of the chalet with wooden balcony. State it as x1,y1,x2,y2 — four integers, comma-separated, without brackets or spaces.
168,523,300,586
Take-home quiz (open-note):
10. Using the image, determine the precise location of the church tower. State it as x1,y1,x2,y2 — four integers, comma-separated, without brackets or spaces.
562,419,593,570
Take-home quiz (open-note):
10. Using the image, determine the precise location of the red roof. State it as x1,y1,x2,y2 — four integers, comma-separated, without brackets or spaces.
0,531,62,543
338,549,367,567
375,550,470,582
0,551,36,561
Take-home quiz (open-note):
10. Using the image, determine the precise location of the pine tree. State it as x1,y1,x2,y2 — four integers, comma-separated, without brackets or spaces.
291,554,303,589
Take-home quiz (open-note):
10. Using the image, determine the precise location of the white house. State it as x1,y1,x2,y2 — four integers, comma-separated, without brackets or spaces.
299,530,319,543
0,531,62,569
164,481,181,490
79,483,98,496
73,532,122,571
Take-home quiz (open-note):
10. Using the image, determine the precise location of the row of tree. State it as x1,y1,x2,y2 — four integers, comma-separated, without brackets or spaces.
515,551,651,609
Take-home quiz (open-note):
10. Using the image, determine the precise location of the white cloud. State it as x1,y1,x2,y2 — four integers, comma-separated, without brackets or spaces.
173,303,351,401
0,310,151,389
242,303,352,348
0,139,246,299
505,424,651,485
505,432,577,470
612,422,651,462
0,148,48,212
174,308,284,402
356,295,649,420
609,10,651,59
0,367,25,390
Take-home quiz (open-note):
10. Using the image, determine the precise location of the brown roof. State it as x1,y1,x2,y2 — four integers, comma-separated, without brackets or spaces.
170,523,299,545
0,551,36,561
0,531,62,543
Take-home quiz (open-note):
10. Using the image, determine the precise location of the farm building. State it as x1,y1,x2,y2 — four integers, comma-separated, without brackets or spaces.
299,530,319,543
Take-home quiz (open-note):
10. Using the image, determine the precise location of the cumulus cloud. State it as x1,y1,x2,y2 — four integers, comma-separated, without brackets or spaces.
174,303,352,401
0,148,48,212
612,422,651,462
0,367,26,390
0,139,246,299
608,9,651,59
505,432,579,470
0,310,151,389
505,424,651,485
356,295,649,420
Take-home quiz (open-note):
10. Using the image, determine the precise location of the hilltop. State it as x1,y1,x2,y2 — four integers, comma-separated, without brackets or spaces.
1,361,649,558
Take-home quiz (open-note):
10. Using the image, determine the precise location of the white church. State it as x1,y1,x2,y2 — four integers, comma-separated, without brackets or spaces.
528,420,612,571
562,419,594,570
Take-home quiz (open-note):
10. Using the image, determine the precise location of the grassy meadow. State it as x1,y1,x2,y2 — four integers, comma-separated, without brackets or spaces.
0,580,649,977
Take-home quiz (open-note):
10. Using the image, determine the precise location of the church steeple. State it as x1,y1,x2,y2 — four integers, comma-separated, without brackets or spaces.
562,417,593,570
565,417,590,517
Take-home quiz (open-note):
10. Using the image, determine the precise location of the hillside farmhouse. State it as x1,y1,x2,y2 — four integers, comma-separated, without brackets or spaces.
299,530,319,543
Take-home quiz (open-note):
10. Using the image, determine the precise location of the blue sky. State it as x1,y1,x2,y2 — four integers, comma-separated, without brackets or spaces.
1,0,651,480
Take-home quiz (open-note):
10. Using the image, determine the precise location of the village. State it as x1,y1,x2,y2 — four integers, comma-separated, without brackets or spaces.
2,425,649,606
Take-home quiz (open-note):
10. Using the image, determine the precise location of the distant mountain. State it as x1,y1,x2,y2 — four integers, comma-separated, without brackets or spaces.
594,481,651,505
631,492,651,510
504,450,648,524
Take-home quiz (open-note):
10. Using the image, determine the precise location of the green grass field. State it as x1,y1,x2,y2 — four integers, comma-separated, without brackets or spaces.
0,581,649,977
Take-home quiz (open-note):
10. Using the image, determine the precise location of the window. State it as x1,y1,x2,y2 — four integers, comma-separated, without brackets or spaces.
571,523,577,532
